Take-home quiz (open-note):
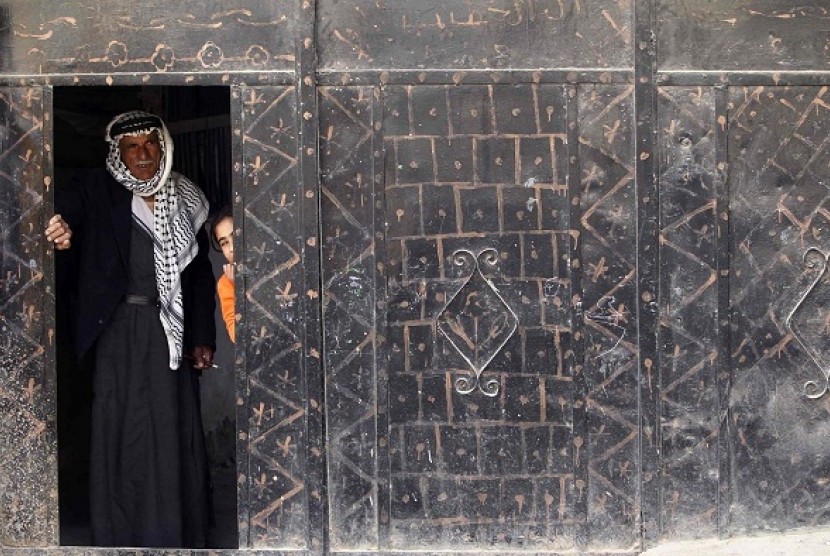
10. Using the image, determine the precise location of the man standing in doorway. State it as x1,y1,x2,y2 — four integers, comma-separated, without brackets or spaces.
45,111,215,547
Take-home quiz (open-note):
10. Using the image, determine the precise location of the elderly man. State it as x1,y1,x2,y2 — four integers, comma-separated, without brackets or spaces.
45,111,215,547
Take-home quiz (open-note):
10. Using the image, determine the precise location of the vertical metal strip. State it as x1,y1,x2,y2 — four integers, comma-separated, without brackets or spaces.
374,85,391,552
635,0,661,547
297,0,328,552
230,84,251,549
566,82,588,550
714,85,731,537
41,85,59,546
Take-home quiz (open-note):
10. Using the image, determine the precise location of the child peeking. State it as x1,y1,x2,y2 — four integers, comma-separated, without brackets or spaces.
210,206,236,343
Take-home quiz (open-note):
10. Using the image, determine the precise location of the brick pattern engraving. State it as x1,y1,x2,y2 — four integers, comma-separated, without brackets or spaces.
0,88,57,545
383,83,576,550
239,86,307,548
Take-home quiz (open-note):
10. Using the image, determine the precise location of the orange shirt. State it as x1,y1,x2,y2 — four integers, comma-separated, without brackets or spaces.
217,274,235,343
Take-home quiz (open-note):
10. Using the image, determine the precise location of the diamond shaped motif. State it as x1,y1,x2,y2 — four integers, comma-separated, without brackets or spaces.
437,248,518,397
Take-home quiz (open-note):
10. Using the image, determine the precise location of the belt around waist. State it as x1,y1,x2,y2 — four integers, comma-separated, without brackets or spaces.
124,294,160,307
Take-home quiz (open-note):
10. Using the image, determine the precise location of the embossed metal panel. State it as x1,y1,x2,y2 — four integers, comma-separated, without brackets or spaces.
317,1,633,71
0,87,57,545
1,1,296,75
4,0,830,553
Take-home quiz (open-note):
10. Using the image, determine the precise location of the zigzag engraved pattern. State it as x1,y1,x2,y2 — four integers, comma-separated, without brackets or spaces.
319,86,380,549
0,88,56,545
578,84,640,549
657,86,720,538
240,86,307,548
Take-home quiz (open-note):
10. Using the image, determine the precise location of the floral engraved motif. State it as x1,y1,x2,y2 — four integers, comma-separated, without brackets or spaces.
437,248,518,397
785,247,830,399
151,44,175,71
197,41,224,68
106,41,129,67
246,45,271,67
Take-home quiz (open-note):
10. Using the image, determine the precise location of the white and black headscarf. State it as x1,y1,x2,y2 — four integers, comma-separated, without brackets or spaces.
105,110,209,370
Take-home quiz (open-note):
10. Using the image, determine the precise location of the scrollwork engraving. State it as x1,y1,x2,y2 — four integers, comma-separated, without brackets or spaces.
437,248,518,397
785,247,830,399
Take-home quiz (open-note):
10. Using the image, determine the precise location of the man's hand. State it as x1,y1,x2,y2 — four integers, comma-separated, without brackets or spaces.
191,345,215,370
45,214,72,250
223,263,235,283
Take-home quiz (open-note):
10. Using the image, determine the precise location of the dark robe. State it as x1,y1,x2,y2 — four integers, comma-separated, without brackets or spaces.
56,169,215,547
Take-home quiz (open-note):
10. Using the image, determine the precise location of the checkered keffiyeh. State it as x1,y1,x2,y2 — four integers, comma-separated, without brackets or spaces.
105,111,209,369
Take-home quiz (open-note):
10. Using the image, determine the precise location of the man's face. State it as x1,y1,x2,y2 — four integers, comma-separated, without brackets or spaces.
118,131,162,181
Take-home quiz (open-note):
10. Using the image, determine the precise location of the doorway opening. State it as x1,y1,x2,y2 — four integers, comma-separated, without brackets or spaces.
53,85,237,547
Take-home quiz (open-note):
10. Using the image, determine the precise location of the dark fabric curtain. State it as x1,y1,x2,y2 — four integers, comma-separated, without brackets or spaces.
171,127,232,214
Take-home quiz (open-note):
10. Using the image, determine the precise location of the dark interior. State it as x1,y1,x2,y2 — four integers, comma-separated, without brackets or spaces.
53,86,237,547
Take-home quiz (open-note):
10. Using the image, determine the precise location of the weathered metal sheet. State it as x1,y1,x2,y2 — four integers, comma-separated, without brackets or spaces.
237,86,308,548
0,1,296,75
577,84,639,550
319,85,381,550
728,85,830,533
657,86,721,539
657,2,830,72
0,87,57,545
317,1,633,72
379,82,577,551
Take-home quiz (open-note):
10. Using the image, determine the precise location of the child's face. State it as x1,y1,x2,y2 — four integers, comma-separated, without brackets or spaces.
214,216,234,264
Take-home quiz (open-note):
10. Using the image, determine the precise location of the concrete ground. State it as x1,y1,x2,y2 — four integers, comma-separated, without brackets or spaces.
642,528,830,555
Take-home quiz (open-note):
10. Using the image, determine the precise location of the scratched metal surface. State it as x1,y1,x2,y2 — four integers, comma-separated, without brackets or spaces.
318,85,383,550
657,1,830,72
382,82,576,551
3,0,830,554
656,86,721,539
237,85,310,549
728,85,830,532
0,1,296,75
0,87,57,545
578,83,639,550
317,1,633,71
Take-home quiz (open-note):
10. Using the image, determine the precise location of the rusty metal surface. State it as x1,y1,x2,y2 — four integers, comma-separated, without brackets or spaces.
577,84,639,550
381,82,576,551
319,85,381,550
